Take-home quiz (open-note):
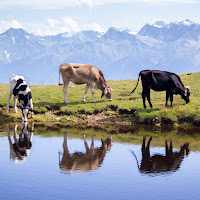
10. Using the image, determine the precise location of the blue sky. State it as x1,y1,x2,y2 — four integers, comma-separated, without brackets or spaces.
0,0,200,35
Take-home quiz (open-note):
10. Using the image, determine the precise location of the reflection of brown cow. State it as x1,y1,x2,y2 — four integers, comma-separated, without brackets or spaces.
7,123,34,163
132,137,189,175
59,133,112,172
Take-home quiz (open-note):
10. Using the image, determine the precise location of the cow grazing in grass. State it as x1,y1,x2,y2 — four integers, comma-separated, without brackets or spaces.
59,63,113,103
6,74,34,122
131,70,190,109
131,137,189,175
59,133,112,172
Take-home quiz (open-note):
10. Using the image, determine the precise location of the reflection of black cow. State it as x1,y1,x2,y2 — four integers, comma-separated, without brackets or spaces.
7,123,34,163
131,70,190,108
132,137,189,175
59,133,112,172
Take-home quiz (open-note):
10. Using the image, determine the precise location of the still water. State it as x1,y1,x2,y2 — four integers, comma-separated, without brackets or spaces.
0,123,200,200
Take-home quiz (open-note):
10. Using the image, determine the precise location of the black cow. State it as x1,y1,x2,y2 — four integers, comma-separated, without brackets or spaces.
131,70,190,109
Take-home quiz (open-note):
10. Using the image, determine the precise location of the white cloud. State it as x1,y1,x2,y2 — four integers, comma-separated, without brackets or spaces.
44,17,81,35
0,20,23,33
0,0,198,9
0,17,105,36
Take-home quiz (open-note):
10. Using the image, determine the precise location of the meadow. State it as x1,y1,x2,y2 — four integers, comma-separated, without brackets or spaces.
0,72,200,126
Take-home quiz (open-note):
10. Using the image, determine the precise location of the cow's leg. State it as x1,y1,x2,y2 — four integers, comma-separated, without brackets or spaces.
90,85,96,103
13,96,18,113
13,125,19,145
6,90,13,113
90,135,95,154
142,136,152,158
169,93,173,108
142,137,146,156
63,133,68,151
29,99,34,118
146,89,153,109
169,140,173,153
82,84,89,102
83,134,89,152
142,91,147,109
63,82,69,104
165,91,169,107
60,133,71,165
165,140,169,156
147,137,152,149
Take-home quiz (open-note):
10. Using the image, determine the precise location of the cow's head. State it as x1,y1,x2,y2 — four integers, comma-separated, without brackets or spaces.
101,86,114,101
182,86,190,104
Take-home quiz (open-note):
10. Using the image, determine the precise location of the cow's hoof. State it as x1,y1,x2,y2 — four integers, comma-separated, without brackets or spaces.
92,101,96,103
82,99,85,103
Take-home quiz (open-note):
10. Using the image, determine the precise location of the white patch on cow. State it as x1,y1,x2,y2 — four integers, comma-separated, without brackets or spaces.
22,108,29,122
16,82,31,95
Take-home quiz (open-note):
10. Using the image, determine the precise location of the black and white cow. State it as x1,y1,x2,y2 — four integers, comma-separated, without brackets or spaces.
6,74,34,122
131,70,190,109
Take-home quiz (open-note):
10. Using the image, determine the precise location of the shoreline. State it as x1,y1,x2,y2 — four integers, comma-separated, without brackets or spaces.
1,104,200,128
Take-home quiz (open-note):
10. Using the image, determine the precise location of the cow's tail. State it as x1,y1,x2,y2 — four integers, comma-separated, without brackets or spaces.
130,150,140,170
58,65,63,86
131,71,141,94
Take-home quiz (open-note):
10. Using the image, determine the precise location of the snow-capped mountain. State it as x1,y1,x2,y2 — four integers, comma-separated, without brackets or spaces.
138,19,200,42
0,20,200,84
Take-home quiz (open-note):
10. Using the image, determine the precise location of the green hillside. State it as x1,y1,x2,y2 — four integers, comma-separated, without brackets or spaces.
0,72,200,126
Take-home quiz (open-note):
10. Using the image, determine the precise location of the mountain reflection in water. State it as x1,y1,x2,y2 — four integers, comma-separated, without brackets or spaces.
59,133,112,173
131,136,189,176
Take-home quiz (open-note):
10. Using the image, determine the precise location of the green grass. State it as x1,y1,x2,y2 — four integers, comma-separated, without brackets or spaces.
0,72,200,126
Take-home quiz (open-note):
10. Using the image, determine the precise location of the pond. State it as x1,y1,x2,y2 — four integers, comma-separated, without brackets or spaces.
0,123,200,200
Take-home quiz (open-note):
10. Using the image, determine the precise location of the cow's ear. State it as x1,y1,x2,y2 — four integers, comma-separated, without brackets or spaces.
101,91,104,98
104,88,108,95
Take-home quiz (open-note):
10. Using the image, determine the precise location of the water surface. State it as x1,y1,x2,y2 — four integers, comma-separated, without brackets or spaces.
0,123,200,200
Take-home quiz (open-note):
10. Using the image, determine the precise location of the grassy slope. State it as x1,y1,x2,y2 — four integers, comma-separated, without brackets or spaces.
0,72,200,126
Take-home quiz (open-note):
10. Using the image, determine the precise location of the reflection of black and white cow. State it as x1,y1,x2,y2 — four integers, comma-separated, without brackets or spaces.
7,123,34,163
59,133,112,172
6,74,34,122
131,137,189,175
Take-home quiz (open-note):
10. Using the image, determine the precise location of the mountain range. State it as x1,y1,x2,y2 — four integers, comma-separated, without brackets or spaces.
0,19,199,84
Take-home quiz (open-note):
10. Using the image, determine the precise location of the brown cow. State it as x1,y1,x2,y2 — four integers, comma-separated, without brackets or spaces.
59,63,113,103
59,133,112,172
